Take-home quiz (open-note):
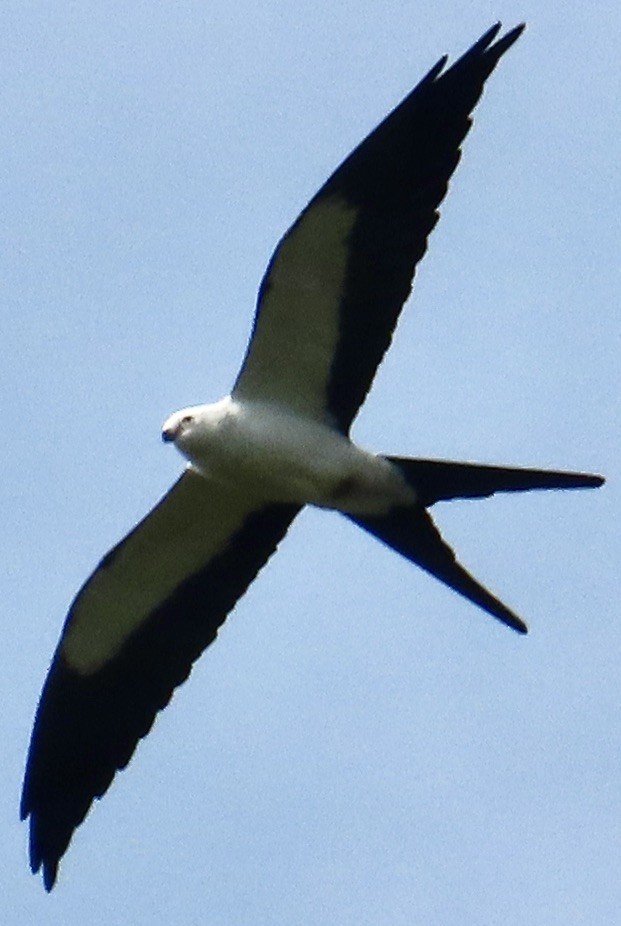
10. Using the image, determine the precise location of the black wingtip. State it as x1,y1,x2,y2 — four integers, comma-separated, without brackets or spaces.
487,23,526,66
465,22,525,60
43,862,58,893
419,22,525,95
434,23,525,84
501,22,527,41
26,817,57,890
475,22,503,49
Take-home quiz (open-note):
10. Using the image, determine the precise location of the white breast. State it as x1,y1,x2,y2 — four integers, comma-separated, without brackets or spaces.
172,395,414,514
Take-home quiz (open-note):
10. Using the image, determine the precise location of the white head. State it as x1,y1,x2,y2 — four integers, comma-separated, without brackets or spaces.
161,406,201,444
161,397,234,466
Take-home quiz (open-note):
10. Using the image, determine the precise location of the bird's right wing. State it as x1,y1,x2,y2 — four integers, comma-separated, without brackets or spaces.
21,467,300,890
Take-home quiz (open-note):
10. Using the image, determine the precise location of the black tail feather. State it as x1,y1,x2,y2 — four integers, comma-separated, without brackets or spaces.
386,457,604,507
347,507,527,633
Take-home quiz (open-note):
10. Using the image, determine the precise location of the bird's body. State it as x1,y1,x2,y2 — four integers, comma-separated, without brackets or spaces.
21,22,604,891
163,397,413,513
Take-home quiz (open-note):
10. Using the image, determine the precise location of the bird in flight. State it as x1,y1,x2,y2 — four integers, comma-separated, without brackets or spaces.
22,22,603,890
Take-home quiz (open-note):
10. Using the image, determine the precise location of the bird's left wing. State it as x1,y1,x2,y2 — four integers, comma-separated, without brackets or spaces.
21,467,300,890
233,23,524,433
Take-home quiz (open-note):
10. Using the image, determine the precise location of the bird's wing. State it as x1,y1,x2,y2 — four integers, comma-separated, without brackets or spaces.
21,467,300,890
232,23,524,433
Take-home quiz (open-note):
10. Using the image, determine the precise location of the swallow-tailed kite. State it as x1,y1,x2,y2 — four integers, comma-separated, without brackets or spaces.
22,22,604,890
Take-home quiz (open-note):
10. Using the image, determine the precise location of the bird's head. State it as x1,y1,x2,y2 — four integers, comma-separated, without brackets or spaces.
161,406,202,446
161,398,235,474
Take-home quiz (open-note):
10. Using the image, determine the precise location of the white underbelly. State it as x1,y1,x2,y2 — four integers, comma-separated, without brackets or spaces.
183,398,415,515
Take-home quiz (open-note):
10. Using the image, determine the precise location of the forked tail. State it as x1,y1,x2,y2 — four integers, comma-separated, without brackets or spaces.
346,458,604,634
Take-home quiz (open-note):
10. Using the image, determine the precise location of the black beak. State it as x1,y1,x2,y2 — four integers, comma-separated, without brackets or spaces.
161,426,178,443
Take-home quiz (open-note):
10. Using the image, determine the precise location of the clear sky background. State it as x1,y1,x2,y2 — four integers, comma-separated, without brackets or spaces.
2,2,619,924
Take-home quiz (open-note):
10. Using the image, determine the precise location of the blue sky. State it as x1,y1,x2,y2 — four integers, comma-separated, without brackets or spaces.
2,2,619,923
